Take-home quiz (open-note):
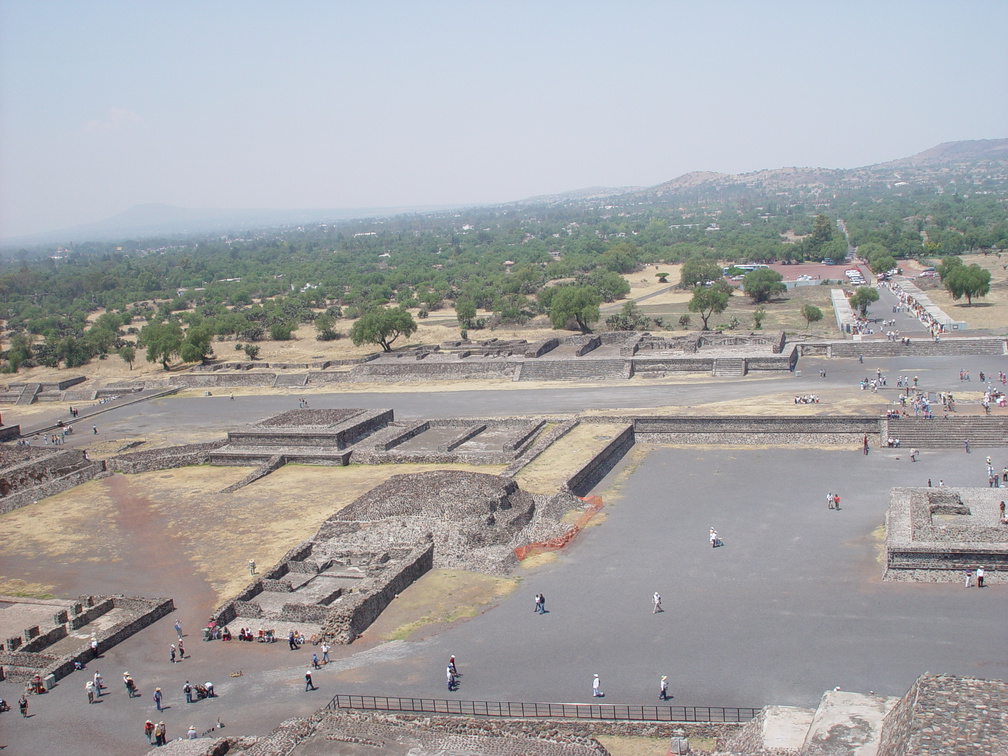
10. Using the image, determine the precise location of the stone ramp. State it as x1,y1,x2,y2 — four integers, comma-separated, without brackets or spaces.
800,691,898,755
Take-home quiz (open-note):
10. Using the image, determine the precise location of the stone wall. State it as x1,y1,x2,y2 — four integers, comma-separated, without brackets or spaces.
0,457,107,516
375,421,430,451
564,424,635,497
525,338,559,358
438,424,487,452
353,360,519,382
501,419,580,478
108,440,227,474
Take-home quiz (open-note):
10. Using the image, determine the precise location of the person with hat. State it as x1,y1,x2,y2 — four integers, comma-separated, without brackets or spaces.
660,676,669,700
187,724,198,739
592,674,603,697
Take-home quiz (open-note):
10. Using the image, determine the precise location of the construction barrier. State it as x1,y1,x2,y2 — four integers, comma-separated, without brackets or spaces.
514,496,603,561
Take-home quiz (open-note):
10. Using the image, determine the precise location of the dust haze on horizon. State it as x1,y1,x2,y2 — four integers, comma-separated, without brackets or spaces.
1,2,1006,240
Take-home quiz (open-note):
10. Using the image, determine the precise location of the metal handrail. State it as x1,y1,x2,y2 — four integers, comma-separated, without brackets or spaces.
325,694,757,723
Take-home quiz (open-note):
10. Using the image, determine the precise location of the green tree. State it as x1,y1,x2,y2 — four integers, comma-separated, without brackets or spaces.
139,320,183,369
944,264,991,306
454,296,477,331
743,268,785,303
800,304,823,329
118,343,136,370
752,306,766,330
680,257,723,289
937,256,963,282
243,343,260,360
849,286,879,317
350,306,418,352
314,313,339,341
548,285,602,333
180,324,214,364
655,271,670,283
805,214,837,258
605,300,650,331
687,284,730,330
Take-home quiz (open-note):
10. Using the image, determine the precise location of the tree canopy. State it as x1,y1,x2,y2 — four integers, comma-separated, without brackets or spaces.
687,283,730,330
349,306,417,352
944,264,991,305
742,268,785,303
548,285,602,333
849,286,879,317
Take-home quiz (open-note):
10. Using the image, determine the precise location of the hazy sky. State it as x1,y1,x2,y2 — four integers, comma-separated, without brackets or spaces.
1,1,1006,238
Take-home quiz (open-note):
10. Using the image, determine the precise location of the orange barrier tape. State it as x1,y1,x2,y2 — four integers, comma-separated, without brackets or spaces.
514,496,603,560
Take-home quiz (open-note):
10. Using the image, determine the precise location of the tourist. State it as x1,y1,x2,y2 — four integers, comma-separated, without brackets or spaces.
18,694,27,717
123,671,136,697
184,680,193,703
827,491,834,509
312,653,319,669
188,725,198,739
156,722,167,747
448,655,457,677
660,675,669,701
833,494,840,510
965,439,970,454
653,591,662,614
93,671,103,696
592,674,603,697
248,559,256,575
153,687,162,711
204,681,215,697
977,566,985,588
174,619,183,639
537,593,546,613
85,679,95,704
170,644,177,663
447,664,456,691
178,640,185,659
144,720,155,744
305,669,316,691
321,641,330,664
964,569,972,588
288,630,297,650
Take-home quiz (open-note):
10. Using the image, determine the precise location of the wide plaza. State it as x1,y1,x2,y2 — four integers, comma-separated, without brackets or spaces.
0,351,1006,754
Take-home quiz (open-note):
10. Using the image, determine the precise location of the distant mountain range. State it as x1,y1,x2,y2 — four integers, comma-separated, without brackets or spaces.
4,139,1006,248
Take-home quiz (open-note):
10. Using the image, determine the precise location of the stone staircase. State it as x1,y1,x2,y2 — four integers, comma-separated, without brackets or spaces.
273,373,308,387
884,416,1008,448
15,383,41,405
516,358,628,382
712,357,747,377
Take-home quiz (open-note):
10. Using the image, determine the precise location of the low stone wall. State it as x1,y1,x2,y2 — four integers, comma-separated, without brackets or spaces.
220,454,286,494
504,420,546,453
0,458,107,516
574,335,601,357
169,372,278,388
633,415,881,438
564,424,635,497
375,421,429,451
68,597,113,630
353,360,519,382
0,595,173,683
525,338,559,358
108,440,227,474
323,542,434,644
438,424,486,452
501,419,580,478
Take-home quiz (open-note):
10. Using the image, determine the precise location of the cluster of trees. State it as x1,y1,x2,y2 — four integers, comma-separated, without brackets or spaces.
1,167,1005,371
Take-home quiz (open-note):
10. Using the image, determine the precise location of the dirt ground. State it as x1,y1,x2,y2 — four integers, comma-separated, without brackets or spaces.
915,252,1008,334
0,461,504,606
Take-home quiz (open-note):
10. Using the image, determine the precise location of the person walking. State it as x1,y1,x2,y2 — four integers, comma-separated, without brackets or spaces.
184,681,193,704
965,439,970,453
653,592,662,613
85,680,95,704
321,642,330,664
174,619,183,639
156,722,167,747
124,671,136,698
178,640,185,660
305,669,316,691
533,593,541,612
248,559,256,575
827,491,834,509
537,592,546,613
93,671,103,697
153,687,162,712
18,694,28,717
447,664,456,691
170,644,177,663
977,566,985,588
964,569,972,588
312,653,320,670
592,674,603,698
659,676,669,701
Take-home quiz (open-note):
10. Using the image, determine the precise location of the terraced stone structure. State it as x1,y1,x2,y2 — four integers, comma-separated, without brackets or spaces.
884,487,1008,582
214,470,582,644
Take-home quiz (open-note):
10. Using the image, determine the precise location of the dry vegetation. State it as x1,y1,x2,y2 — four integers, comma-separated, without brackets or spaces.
513,422,630,494
915,253,1008,334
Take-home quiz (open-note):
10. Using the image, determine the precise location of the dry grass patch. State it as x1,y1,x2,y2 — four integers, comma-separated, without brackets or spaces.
513,422,630,494
361,568,519,643
915,253,1008,334
597,735,717,755
0,578,56,599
